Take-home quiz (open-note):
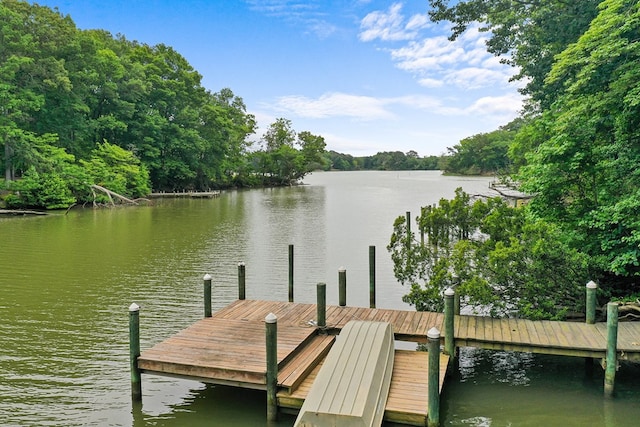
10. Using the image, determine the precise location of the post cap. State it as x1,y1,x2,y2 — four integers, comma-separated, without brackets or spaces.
444,287,455,297
338,266,346,272
265,312,277,323
203,273,212,281
238,261,245,266
427,327,440,339
586,280,598,289
129,303,140,312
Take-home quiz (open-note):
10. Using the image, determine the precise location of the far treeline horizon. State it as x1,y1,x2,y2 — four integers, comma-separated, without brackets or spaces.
2,1,640,320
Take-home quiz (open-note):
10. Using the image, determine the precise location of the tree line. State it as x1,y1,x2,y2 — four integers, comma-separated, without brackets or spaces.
389,0,640,319
0,1,331,208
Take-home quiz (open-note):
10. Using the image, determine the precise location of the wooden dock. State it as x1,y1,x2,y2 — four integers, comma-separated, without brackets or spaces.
134,299,640,425
451,314,640,361
147,190,220,199
137,300,449,425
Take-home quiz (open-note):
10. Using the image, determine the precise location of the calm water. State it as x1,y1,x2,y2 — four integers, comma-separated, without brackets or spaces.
1,171,638,426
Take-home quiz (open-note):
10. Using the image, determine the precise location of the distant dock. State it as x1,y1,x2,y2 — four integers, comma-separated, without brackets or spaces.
148,190,220,199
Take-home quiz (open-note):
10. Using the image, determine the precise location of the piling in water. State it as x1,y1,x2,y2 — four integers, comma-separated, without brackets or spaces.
406,211,412,247
427,327,440,427
444,288,456,358
265,313,278,421
238,262,246,300
129,303,142,401
605,302,619,398
338,267,347,307
203,274,212,317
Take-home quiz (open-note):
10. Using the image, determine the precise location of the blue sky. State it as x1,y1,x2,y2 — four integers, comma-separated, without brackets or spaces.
35,0,523,156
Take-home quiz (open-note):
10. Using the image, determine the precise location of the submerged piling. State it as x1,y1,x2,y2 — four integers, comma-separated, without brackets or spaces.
427,327,440,427
605,302,619,398
203,274,212,317
265,313,278,421
129,303,142,401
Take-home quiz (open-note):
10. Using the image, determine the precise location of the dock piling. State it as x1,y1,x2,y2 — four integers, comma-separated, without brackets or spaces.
585,281,598,377
238,262,246,300
265,313,278,421
338,267,347,307
289,244,294,302
586,280,597,324
369,245,376,308
317,283,326,327
427,327,440,427
203,274,212,317
605,302,619,398
129,303,142,401
444,288,456,358
406,211,412,247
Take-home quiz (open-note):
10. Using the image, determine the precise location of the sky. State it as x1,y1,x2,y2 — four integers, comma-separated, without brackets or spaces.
34,0,524,157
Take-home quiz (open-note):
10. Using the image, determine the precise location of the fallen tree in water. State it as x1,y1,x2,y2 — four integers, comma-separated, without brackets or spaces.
89,184,150,207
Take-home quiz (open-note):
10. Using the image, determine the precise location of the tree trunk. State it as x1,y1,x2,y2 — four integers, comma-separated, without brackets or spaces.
4,138,14,182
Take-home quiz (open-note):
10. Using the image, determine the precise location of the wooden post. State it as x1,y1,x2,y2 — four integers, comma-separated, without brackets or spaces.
203,274,212,317
427,327,440,427
369,245,376,309
288,244,294,302
604,302,619,398
406,211,411,246
238,262,246,300
317,282,326,328
129,303,142,401
265,313,278,421
444,288,455,358
420,207,425,246
338,266,347,307
586,280,597,324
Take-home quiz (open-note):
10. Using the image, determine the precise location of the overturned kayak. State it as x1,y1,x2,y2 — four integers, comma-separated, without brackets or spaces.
294,321,395,427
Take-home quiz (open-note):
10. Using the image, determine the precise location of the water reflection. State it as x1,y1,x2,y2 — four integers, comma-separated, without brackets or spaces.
443,347,640,426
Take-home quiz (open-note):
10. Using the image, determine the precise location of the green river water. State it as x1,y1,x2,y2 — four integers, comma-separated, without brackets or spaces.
1,171,638,426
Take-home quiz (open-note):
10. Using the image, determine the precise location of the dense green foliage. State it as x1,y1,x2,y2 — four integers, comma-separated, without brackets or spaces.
388,189,589,319
0,0,326,208
391,0,640,318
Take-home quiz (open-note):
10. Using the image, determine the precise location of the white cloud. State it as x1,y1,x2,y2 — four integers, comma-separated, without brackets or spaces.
418,77,444,88
466,94,522,116
272,93,395,120
359,2,422,42
267,90,519,121
445,67,510,89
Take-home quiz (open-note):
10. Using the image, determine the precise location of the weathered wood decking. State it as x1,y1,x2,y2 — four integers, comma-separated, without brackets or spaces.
138,300,449,425
137,299,640,425
452,314,640,361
